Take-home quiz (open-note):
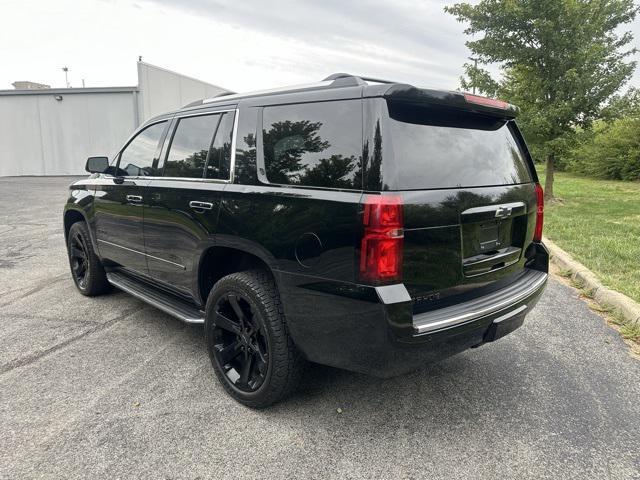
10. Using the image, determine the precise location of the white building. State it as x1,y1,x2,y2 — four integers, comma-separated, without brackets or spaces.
0,62,229,176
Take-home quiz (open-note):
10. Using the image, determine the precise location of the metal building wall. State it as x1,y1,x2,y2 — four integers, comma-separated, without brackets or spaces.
0,62,230,176
0,89,137,176
137,62,228,122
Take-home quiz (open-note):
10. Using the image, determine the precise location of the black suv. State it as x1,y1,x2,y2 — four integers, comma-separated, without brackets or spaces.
64,74,548,407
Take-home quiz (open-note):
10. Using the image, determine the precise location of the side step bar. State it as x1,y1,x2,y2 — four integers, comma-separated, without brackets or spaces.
106,272,205,324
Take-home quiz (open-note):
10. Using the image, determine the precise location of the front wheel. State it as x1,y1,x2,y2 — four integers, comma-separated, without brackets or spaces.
67,221,110,296
205,270,304,408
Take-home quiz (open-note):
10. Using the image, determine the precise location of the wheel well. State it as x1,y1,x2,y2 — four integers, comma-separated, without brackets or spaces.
64,210,86,241
199,247,274,303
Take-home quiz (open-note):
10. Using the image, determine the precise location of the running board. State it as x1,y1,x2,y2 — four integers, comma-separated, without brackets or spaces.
106,272,205,324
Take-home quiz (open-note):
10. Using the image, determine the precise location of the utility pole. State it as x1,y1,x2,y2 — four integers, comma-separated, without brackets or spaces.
469,32,478,95
467,56,478,94
62,66,70,88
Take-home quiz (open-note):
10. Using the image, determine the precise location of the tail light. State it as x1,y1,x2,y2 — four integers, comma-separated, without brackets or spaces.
359,194,404,284
533,183,544,242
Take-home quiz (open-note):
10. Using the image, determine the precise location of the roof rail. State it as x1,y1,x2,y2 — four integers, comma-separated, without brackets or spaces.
183,91,236,108
201,81,338,104
197,74,399,106
211,90,237,98
323,73,399,85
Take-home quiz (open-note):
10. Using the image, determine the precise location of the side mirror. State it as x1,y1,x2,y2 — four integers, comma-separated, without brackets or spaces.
85,156,109,174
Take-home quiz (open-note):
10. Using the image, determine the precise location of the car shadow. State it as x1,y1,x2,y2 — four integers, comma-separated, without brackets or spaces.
158,308,530,427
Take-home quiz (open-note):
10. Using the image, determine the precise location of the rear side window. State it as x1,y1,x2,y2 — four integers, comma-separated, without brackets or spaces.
262,100,362,189
164,114,220,179
385,102,532,190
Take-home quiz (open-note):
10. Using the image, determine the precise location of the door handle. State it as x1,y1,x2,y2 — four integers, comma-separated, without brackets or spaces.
189,201,213,211
126,195,143,203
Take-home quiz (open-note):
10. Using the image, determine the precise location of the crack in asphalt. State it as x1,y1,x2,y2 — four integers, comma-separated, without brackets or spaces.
1,327,193,471
0,336,192,474
0,305,147,376
0,273,68,307
1,312,105,326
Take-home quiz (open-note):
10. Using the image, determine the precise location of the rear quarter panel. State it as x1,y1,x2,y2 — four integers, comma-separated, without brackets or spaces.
217,184,363,281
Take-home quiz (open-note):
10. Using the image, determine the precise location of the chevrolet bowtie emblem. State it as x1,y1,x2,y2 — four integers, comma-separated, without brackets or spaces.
495,206,513,219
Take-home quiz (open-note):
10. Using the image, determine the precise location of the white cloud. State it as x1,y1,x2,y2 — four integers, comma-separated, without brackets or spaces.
1,0,638,94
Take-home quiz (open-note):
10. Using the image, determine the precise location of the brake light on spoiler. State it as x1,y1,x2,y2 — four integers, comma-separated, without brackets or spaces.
463,93,511,110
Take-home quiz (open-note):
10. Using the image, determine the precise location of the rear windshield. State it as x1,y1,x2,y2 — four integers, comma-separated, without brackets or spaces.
386,102,532,190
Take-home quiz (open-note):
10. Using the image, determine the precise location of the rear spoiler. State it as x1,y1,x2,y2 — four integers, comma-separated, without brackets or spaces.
381,85,519,120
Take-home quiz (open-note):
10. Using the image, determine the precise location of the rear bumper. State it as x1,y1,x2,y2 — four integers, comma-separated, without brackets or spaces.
277,244,549,377
413,269,547,335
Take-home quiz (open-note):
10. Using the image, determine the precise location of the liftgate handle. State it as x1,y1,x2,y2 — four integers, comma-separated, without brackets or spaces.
189,201,213,211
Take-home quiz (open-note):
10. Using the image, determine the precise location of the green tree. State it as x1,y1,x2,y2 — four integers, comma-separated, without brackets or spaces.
446,0,638,199
459,61,499,97
600,87,640,121
568,113,640,181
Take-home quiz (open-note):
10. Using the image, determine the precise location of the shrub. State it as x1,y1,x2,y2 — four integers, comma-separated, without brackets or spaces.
568,117,640,181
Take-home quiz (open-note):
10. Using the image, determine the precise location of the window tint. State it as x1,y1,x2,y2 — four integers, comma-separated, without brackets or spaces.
385,102,532,189
262,100,362,189
118,121,167,176
164,114,220,179
233,108,258,185
206,112,235,180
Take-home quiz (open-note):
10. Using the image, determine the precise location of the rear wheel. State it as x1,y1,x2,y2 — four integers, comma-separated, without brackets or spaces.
67,221,110,296
205,270,304,408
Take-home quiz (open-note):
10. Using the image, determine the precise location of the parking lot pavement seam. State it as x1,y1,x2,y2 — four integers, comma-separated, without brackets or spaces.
0,273,68,308
1,312,105,326
0,305,147,376
3,328,193,465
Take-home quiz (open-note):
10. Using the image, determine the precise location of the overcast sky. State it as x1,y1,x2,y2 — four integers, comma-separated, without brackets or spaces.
2,0,639,93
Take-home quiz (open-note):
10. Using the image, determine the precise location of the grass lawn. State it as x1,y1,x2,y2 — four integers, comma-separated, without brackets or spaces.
535,166,640,303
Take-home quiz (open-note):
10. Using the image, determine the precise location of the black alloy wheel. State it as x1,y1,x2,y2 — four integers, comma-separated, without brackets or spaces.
211,293,270,392
205,270,304,408
69,230,89,289
66,221,110,296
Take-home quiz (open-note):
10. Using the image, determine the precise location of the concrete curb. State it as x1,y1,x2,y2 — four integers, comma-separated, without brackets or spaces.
543,236,640,326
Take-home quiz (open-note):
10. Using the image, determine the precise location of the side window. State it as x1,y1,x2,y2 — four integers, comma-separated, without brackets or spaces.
163,114,221,179
262,100,362,189
206,112,235,180
118,121,167,176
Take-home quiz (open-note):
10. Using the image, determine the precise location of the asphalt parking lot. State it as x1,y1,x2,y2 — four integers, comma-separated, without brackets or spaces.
1,176,639,480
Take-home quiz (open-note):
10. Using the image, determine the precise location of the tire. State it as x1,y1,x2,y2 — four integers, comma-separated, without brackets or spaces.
66,221,111,296
205,269,305,408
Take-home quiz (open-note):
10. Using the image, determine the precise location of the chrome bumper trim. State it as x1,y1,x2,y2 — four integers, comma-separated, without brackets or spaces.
413,269,547,334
